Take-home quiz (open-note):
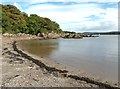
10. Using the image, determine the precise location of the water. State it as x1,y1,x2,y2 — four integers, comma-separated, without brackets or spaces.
19,35,118,83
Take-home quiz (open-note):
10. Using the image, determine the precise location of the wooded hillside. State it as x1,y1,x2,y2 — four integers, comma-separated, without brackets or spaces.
1,4,63,35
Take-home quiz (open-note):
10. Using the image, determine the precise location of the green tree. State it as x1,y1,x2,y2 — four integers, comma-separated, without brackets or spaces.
1,4,63,35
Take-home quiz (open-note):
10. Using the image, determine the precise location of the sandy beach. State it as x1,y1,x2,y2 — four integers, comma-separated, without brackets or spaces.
1,35,119,88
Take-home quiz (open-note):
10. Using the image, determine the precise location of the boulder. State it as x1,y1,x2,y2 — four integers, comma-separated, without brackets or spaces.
47,33,60,39
63,33,83,39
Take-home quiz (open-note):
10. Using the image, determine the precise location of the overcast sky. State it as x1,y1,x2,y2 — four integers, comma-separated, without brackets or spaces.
2,0,119,32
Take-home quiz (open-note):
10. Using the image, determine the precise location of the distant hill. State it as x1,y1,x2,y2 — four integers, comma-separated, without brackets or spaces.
83,31,120,35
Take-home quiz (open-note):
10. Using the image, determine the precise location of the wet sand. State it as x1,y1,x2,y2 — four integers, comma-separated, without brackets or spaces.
1,35,119,88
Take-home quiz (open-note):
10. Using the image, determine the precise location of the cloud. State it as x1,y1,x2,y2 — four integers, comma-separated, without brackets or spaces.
2,0,119,3
0,0,1,4
24,2,118,32
13,2,23,12
2,1,118,32
77,21,117,32
60,19,117,32
25,3,103,21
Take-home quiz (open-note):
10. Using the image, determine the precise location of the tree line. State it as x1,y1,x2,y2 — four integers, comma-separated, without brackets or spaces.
1,4,63,35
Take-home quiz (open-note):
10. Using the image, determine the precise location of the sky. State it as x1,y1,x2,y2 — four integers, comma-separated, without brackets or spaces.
1,0,119,32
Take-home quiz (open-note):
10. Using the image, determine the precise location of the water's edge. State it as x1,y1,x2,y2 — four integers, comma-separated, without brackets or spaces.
18,36,118,83
15,41,118,89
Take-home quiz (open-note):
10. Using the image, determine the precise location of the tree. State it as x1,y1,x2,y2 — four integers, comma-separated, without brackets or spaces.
1,4,63,35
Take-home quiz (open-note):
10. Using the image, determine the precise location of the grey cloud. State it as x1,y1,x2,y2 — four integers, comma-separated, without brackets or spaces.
69,21,117,32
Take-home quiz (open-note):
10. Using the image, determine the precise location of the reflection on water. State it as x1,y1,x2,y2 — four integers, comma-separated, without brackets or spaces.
19,39,59,57
19,35,118,83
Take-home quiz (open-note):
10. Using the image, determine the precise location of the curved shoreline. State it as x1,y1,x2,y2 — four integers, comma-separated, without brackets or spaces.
13,41,118,89
1,36,119,88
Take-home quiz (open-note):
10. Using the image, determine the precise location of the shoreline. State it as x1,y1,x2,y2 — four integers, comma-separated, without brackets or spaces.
2,36,119,88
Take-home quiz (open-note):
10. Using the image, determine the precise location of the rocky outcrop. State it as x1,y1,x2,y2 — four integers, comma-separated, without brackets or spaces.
2,33,41,40
3,33,35,37
47,33,60,39
62,33,83,39
37,33,47,39
2,32,98,40
37,32,84,39
37,32,61,39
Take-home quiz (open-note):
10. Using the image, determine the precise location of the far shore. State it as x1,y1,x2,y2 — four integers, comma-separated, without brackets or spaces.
1,34,119,88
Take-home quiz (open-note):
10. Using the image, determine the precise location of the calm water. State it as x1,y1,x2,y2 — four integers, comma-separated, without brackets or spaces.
19,35,118,83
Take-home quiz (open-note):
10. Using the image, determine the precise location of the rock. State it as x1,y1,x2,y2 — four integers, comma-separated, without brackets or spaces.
9,58,24,64
37,33,45,37
3,48,8,50
73,34,83,39
37,33,41,37
68,34,75,38
63,33,70,38
63,33,83,39
41,33,47,39
33,78,39,81
47,33,60,39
